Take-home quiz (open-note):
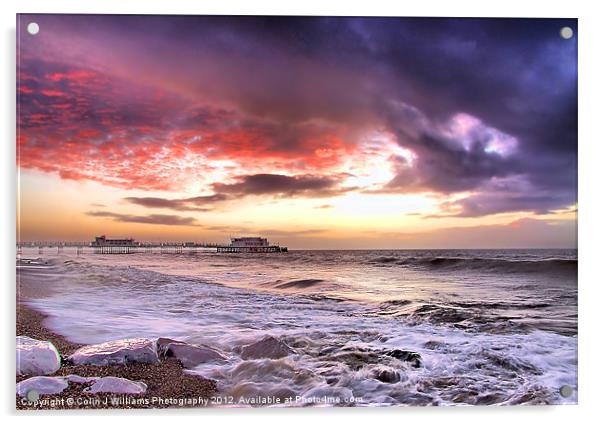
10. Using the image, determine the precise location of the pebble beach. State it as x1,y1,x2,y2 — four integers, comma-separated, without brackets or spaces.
16,264,216,410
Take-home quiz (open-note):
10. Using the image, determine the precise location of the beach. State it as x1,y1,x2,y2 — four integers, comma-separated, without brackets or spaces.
16,261,216,410
16,249,578,408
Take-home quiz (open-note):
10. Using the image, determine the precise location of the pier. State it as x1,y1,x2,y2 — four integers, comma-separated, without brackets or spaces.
17,236,287,255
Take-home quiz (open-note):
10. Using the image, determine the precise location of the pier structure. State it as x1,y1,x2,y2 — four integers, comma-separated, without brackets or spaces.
217,237,287,253
17,236,287,255
92,235,139,254
94,245,137,254
216,245,287,253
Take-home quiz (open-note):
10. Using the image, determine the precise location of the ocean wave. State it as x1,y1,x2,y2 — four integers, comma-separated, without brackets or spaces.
274,279,326,289
371,256,577,275
364,301,551,335
449,300,553,310
20,252,578,406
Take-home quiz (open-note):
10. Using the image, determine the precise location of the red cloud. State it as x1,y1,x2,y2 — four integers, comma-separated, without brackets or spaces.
48,70,96,83
40,89,66,97
18,58,358,192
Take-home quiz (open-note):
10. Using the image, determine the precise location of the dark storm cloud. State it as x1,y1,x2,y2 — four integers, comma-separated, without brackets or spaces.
123,174,351,212
378,104,520,194
86,211,200,226
439,193,573,218
337,17,577,216
212,173,354,198
20,15,577,217
124,194,228,212
141,17,576,216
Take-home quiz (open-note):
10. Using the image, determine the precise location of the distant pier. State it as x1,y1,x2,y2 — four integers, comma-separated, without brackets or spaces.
217,237,287,253
17,235,287,255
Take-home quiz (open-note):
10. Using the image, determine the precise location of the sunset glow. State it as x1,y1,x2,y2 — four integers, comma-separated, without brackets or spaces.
17,16,577,248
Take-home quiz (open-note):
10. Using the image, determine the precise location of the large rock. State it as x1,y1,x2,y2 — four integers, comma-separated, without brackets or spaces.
157,338,226,368
318,345,422,371
156,337,182,355
240,336,294,360
16,336,61,376
384,349,422,368
65,374,98,384
68,338,159,366
371,366,401,383
85,376,147,394
16,376,68,397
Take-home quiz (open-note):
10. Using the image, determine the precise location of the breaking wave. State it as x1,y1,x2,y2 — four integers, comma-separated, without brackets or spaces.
17,248,578,406
274,279,326,289
371,256,576,276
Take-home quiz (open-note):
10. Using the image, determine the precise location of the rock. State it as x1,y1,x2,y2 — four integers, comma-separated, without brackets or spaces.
16,376,68,397
157,338,226,368
68,338,159,366
318,345,422,371
16,336,61,376
156,337,182,356
423,340,446,350
240,336,294,360
385,349,422,368
85,376,147,394
65,374,98,384
371,367,401,383
330,351,380,371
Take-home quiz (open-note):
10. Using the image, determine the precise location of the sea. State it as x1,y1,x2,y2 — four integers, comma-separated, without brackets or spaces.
17,248,578,406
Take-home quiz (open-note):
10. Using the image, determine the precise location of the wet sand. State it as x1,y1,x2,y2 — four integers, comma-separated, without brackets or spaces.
16,263,217,410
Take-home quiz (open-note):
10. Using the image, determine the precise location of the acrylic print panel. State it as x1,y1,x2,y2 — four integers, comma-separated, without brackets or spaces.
16,15,577,409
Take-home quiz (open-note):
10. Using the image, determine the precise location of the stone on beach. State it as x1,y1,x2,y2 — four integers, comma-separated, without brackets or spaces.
156,337,182,356
67,338,159,366
157,337,226,368
384,349,423,368
319,345,423,372
371,366,401,383
65,374,99,384
85,376,147,394
16,376,68,397
240,336,294,360
16,336,61,376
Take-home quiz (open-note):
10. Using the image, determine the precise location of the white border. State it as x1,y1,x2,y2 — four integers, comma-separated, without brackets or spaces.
2,1,600,423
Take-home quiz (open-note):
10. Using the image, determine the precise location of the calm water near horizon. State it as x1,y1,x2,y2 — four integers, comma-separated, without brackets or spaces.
18,248,577,406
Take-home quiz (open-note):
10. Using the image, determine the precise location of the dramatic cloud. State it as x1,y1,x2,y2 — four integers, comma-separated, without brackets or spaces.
124,174,353,212
429,176,575,218
212,173,354,198
86,211,200,226
378,106,519,194
17,58,354,191
124,194,228,212
18,15,577,219
441,193,573,218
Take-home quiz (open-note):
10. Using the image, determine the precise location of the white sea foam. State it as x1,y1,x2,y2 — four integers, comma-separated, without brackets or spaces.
19,249,577,406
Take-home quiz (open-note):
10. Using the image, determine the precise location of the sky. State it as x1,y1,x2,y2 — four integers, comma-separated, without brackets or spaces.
17,15,577,248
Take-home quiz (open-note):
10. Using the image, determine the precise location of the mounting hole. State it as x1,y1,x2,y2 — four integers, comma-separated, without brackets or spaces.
27,22,40,35
26,389,40,402
560,26,573,40
559,384,573,398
